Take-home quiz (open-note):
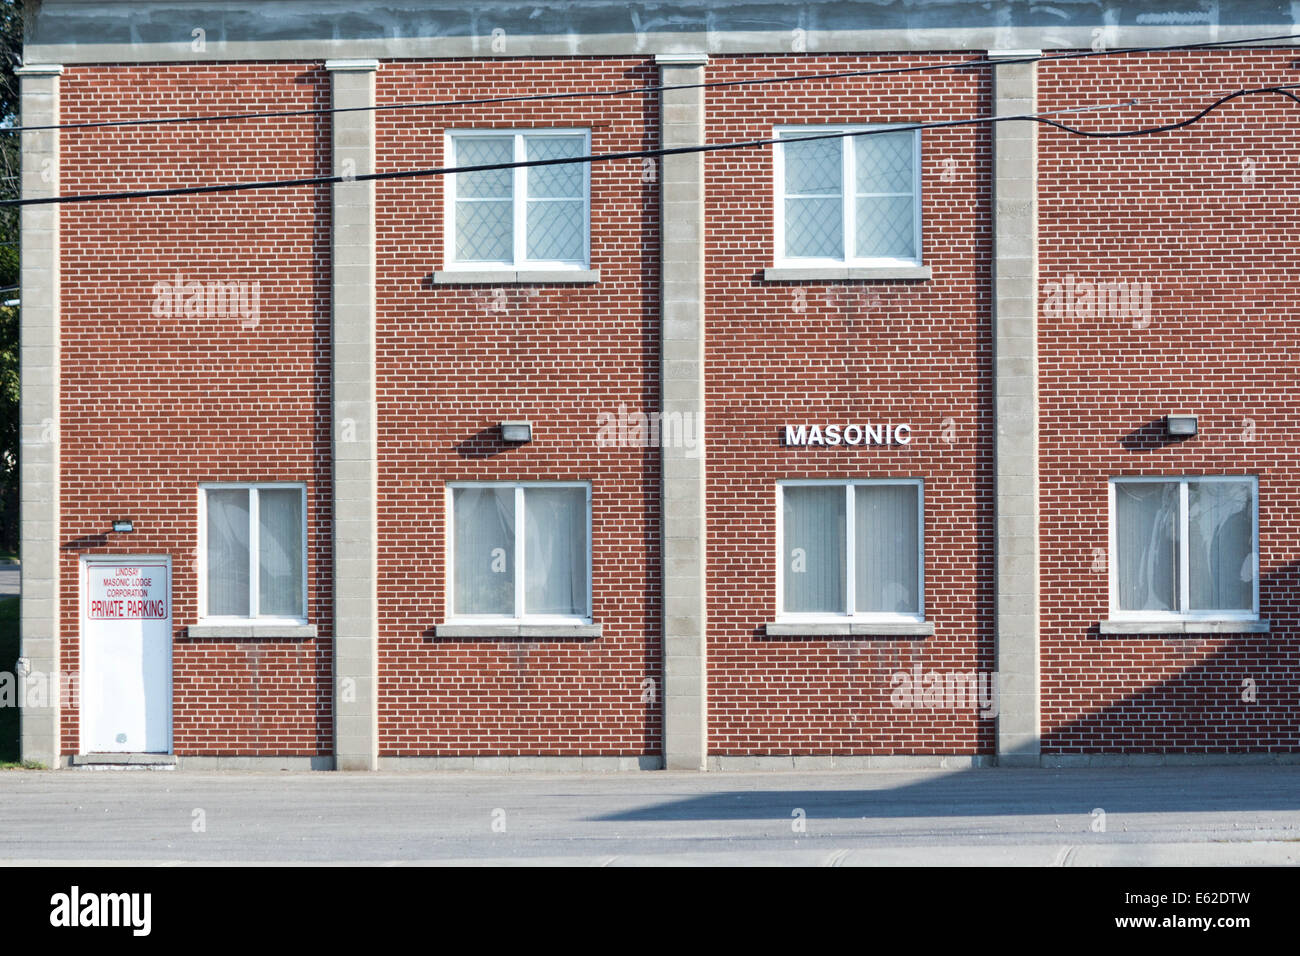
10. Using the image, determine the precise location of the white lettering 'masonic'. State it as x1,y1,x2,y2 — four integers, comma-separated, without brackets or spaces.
783,424,912,446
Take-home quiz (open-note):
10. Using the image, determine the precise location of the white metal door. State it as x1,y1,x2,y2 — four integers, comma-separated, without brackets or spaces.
80,557,172,753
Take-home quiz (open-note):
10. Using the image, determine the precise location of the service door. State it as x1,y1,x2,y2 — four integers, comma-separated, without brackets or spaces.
80,557,172,754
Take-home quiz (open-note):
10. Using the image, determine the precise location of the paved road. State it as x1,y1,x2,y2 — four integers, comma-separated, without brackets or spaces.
0,566,17,599
2,766,1299,865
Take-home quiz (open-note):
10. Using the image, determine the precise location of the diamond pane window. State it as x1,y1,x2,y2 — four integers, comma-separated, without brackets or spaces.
449,130,589,269
777,126,921,266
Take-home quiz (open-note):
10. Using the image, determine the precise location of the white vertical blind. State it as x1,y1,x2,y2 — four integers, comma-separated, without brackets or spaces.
523,486,589,617
258,488,304,618
1115,481,1179,612
783,485,847,612
206,489,250,616
855,483,919,614
453,486,516,615
1188,480,1254,612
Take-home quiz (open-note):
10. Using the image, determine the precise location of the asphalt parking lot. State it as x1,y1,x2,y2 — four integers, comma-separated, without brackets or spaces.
2,766,1299,865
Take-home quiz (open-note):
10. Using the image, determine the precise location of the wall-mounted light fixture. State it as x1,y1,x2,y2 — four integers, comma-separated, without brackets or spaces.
1165,414,1198,438
499,421,533,444
111,519,135,533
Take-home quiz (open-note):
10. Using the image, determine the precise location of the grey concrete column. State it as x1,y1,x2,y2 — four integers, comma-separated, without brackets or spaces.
17,65,63,769
990,51,1041,767
657,53,708,771
327,58,380,771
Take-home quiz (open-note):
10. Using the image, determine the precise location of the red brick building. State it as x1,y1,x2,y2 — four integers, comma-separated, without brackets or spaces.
15,0,1300,769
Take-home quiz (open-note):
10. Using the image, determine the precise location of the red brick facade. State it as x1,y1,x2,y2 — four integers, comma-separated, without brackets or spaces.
1037,51,1300,753
44,47,1300,761
373,60,662,756
58,64,334,756
703,55,995,756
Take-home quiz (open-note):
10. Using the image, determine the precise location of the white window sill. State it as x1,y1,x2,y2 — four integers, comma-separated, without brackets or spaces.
763,265,932,282
766,621,934,637
430,269,600,285
187,623,318,639
434,622,602,638
1099,619,1270,635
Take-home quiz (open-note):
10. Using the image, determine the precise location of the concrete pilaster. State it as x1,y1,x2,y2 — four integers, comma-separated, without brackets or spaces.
990,51,1041,766
657,53,708,771
17,65,63,769
327,58,380,771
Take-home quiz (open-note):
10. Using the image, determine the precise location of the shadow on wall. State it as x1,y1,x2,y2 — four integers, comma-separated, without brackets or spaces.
1044,559,1300,753
454,426,513,459
1119,418,1196,451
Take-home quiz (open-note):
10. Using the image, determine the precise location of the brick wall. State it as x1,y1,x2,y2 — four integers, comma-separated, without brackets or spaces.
1037,50,1300,752
50,48,1300,761
703,55,996,756
373,60,662,756
58,64,333,756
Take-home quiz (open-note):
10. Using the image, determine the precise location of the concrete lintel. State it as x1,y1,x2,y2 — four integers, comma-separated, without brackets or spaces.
185,624,320,639
765,621,935,637
430,269,600,285
762,265,932,282
324,58,380,72
1098,619,1271,635
655,53,709,65
432,623,603,639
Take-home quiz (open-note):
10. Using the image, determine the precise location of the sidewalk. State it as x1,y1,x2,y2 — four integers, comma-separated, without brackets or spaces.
2,765,1298,865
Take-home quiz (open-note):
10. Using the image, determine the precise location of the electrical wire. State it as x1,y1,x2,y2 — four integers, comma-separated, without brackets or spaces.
3,83,1298,208
5,31,1300,136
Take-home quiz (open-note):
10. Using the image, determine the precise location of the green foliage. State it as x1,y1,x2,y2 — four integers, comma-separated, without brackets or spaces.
0,1,20,554
0,596,16,762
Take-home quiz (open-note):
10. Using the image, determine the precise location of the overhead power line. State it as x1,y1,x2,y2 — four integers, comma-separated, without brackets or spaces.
5,31,1300,136
4,84,1298,209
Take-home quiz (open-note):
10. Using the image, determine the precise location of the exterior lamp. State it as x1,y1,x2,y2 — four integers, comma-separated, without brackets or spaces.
500,421,533,444
1165,414,1197,437
111,519,135,533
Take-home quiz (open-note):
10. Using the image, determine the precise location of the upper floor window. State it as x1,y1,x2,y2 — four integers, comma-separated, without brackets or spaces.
774,125,921,268
200,484,307,623
777,479,924,622
1109,476,1258,620
445,129,590,271
447,482,592,623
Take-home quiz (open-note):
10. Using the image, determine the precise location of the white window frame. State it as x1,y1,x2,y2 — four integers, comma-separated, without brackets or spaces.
443,128,591,272
197,482,309,625
772,124,923,269
775,478,925,624
1107,475,1260,623
445,480,593,625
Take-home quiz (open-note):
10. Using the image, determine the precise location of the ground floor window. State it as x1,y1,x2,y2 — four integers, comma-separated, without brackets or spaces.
447,482,591,623
199,483,307,622
776,479,924,621
1109,476,1258,620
